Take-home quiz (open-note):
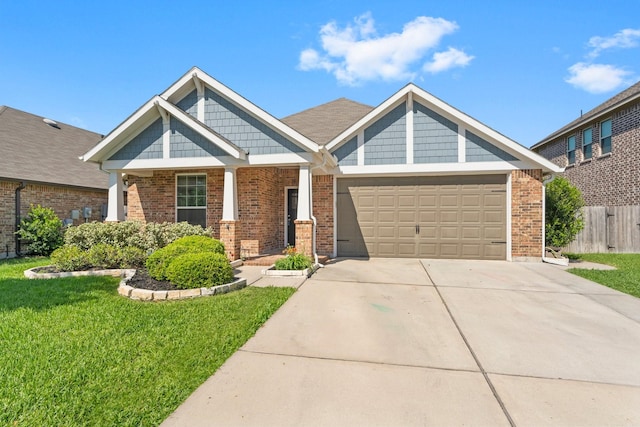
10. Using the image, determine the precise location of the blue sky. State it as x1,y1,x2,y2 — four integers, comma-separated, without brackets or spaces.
1,0,639,147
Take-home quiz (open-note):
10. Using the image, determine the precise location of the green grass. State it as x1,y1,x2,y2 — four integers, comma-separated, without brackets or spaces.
566,253,640,298
0,257,295,426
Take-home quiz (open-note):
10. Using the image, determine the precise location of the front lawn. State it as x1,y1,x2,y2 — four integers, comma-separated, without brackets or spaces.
0,257,294,426
567,253,640,298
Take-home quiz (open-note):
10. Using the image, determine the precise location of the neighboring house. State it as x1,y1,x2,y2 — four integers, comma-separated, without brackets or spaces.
532,81,640,252
0,106,109,258
82,67,560,262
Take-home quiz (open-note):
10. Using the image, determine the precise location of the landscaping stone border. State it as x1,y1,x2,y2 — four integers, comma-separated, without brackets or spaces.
261,264,319,278
24,266,247,302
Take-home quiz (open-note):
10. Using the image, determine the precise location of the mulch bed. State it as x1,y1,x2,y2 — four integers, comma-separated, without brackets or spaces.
126,268,180,291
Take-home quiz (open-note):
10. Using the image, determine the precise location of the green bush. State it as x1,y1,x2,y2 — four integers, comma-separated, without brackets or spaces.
16,205,64,256
146,236,226,280
119,246,147,268
86,243,121,269
165,252,233,289
141,222,214,252
274,253,313,270
51,246,89,271
63,221,213,252
545,176,585,248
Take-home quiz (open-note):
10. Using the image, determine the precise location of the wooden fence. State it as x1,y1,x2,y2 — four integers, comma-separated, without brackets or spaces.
566,205,640,253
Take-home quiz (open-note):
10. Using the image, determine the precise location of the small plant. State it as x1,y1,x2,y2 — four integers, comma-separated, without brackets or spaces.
274,246,313,271
165,252,234,289
16,205,64,255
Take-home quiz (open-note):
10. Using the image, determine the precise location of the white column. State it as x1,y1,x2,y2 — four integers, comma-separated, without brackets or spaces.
106,171,125,222
458,125,466,163
222,168,238,220
297,165,311,220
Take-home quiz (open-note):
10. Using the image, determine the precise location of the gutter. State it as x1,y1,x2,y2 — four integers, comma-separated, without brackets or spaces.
309,153,330,267
14,182,26,257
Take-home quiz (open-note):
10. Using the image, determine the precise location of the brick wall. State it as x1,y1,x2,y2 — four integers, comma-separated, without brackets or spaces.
535,100,640,206
127,169,224,236
313,174,334,255
511,169,543,259
0,179,107,258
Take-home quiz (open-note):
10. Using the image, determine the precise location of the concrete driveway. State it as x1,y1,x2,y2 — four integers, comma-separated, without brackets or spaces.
161,259,640,427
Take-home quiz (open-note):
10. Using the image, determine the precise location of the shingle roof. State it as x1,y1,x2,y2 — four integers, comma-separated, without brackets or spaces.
0,106,108,189
281,98,374,145
533,80,640,149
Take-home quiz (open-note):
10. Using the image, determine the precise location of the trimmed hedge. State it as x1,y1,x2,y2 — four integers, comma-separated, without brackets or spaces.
50,244,147,271
146,236,226,280
165,252,234,289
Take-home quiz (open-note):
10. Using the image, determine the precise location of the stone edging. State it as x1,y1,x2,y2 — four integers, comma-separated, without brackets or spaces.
261,264,319,277
24,266,247,302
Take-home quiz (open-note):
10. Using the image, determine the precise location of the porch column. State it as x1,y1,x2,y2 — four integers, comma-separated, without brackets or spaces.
295,165,313,256
220,167,241,260
105,171,125,222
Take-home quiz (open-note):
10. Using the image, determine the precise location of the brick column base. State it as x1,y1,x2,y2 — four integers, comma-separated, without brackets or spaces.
219,220,241,261
294,220,314,258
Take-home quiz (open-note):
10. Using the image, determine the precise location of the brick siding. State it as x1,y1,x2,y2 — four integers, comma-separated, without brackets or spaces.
126,167,335,259
535,100,640,206
0,179,107,258
511,169,543,259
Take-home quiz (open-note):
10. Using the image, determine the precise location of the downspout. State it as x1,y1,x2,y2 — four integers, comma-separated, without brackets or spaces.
309,153,330,266
14,182,26,257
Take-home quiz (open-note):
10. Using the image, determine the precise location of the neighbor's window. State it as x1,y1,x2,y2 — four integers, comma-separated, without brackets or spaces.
582,127,592,160
600,119,612,154
176,174,206,228
567,134,576,165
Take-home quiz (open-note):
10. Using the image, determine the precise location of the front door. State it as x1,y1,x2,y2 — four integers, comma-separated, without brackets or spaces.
287,188,298,246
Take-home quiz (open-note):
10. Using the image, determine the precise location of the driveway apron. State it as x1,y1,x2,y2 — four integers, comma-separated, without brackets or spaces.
161,258,640,427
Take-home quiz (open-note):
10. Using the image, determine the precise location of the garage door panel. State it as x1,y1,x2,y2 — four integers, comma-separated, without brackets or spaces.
337,176,506,259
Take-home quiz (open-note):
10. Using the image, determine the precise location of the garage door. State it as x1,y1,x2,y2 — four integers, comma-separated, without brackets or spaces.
337,175,507,259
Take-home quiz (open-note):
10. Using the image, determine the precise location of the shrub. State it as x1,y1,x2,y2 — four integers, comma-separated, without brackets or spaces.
165,252,234,289
63,221,213,252
86,243,121,269
64,222,143,250
16,205,64,256
545,176,585,249
119,246,147,268
51,246,89,271
145,236,226,280
141,222,213,252
274,253,313,271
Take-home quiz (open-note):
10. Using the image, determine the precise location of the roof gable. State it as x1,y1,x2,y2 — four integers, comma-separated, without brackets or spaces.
0,106,108,189
326,83,562,173
83,67,320,164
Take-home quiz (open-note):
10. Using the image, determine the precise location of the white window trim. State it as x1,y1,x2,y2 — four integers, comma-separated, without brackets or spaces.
582,127,593,160
175,173,207,224
600,118,612,155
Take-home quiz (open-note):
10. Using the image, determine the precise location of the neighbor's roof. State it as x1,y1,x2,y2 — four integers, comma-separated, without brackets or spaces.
281,98,374,145
0,106,108,189
533,80,640,149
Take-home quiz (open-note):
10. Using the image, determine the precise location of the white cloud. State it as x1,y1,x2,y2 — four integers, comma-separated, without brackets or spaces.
565,62,632,93
587,28,640,58
424,47,474,73
298,13,473,85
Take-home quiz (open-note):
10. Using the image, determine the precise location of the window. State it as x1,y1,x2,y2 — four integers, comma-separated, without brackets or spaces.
600,119,612,154
567,134,576,165
176,174,206,227
582,128,592,160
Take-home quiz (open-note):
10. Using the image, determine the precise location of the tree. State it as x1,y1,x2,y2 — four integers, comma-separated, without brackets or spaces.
16,205,64,256
545,177,585,249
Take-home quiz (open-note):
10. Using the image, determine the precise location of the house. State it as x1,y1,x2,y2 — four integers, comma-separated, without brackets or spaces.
0,106,109,258
82,67,561,262
532,81,640,252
